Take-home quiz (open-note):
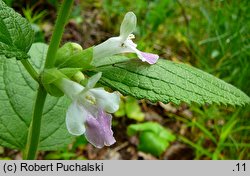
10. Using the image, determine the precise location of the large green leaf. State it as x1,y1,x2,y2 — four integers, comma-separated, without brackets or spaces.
0,43,72,151
0,0,34,59
93,56,250,106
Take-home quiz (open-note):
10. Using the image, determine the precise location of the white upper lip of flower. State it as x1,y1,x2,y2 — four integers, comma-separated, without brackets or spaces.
93,12,159,64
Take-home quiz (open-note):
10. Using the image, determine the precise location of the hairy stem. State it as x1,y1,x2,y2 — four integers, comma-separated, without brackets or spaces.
44,0,74,68
21,59,39,82
24,86,47,160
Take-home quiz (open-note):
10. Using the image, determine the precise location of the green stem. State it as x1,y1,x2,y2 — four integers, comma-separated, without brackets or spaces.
21,59,39,82
44,0,74,68
24,86,47,160
23,0,74,160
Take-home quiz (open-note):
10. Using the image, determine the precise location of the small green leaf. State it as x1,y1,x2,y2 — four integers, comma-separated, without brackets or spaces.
59,68,82,78
94,57,250,106
55,42,93,71
0,43,72,150
42,42,87,96
139,132,169,157
114,98,126,117
127,122,176,156
41,68,65,97
0,0,34,59
125,96,144,121
127,122,176,142
115,96,144,121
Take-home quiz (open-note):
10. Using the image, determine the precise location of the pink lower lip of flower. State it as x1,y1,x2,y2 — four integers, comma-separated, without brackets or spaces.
140,52,159,64
84,109,116,148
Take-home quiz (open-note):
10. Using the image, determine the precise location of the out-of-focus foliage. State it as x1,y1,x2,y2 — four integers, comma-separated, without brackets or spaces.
115,96,145,121
2,0,12,6
127,122,176,157
22,5,47,43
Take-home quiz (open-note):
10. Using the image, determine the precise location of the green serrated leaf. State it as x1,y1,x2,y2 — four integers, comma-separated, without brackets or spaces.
0,0,34,59
0,43,72,150
94,57,250,106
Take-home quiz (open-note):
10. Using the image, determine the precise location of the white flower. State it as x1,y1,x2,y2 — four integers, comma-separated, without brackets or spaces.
93,12,159,64
55,73,120,148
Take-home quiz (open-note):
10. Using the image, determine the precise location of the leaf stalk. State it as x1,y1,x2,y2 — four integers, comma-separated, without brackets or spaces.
21,59,39,82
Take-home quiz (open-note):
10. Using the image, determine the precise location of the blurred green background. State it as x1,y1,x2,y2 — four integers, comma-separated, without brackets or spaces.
1,0,249,160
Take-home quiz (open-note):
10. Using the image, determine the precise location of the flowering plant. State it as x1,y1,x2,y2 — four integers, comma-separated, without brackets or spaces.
0,0,249,160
